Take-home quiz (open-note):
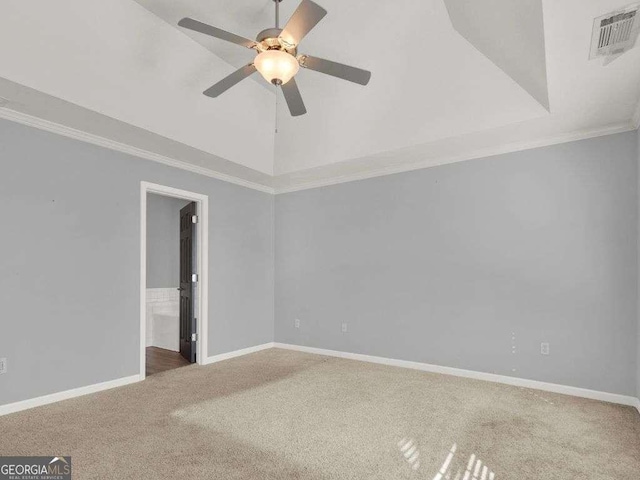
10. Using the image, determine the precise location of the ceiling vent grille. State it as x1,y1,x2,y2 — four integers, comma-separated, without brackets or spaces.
590,4,640,59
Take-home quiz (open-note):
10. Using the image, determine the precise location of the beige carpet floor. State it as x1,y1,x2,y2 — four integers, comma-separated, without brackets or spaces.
1,348,639,479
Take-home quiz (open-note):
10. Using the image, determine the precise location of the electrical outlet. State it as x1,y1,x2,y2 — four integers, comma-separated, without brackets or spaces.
341,323,348,333
0,358,6,374
541,343,550,355
294,318,300,329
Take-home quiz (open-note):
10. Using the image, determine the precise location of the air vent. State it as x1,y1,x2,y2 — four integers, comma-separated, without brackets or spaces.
589,4,640,59
590,4,640,59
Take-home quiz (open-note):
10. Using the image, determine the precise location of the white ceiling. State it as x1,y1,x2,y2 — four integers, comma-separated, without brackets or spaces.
0,0,639,191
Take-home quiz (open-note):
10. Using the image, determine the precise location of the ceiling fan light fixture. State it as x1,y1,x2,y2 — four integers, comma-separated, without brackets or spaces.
178,0,371,116
254,50,299,85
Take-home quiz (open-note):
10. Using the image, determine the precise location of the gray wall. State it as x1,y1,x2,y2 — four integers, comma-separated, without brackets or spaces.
146,194,189,288
1,116,638,407
275,131,639,396
0,118,274,406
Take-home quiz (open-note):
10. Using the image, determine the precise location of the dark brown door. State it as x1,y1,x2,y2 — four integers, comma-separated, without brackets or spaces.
179,202,197,363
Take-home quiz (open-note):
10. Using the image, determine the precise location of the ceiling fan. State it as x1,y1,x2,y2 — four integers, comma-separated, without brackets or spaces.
178,0,371,117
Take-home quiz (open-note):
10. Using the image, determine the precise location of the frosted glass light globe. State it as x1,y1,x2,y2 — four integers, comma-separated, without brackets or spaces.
254,50,300,85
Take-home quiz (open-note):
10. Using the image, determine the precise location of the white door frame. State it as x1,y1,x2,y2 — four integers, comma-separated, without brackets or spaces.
140,181,209,379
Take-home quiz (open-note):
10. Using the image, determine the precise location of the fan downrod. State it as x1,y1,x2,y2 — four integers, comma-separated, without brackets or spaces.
274,0,283,28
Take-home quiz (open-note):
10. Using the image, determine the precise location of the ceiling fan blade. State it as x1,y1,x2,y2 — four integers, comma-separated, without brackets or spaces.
178,17,257,49
203,64,257,97
279,0,327,47
281,78,307,116
299,55,371,85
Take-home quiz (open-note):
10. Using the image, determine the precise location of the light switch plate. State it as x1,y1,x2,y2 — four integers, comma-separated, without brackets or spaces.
0,358,7,374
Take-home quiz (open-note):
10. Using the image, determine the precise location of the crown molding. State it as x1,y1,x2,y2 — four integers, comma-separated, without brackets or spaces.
0,107,635,197
273,121,636,194
0,108,275,194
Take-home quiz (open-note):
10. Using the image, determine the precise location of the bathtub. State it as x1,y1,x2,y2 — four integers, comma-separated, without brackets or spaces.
146,288,180,352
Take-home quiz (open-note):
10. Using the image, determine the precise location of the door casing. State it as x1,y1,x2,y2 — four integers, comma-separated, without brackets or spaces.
140,181,209,380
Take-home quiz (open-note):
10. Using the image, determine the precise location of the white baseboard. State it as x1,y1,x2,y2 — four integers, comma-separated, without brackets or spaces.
204,342,275,365
273,343,638,408
0,374,141,417
2,344,636,418
0,343,274,417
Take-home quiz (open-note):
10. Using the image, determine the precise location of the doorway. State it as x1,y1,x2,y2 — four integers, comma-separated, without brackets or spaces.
140,182,209,379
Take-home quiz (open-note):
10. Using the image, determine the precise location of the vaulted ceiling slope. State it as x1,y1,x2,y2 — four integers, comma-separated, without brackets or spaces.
0,0,275,176
0,0,639,193
444,0,550,111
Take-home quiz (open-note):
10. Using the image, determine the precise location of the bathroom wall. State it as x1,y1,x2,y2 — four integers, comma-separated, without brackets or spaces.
146,193,190,289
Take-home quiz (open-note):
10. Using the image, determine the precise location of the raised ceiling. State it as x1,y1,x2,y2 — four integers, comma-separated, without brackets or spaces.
0,0,639,192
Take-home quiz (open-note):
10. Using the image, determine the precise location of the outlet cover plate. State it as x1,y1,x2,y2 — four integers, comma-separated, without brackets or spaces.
0,358,6,374
541,343,550,355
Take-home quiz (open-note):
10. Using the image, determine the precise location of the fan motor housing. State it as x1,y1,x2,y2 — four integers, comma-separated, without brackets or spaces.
256,28,297,55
